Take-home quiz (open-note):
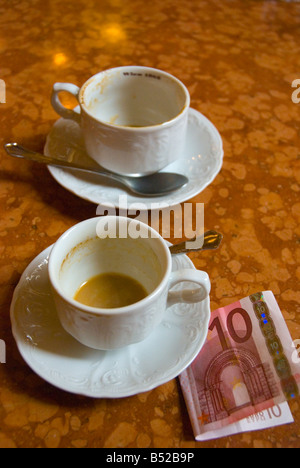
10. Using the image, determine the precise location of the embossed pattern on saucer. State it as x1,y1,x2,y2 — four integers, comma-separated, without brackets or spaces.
45,108,223,209
10,245,211,398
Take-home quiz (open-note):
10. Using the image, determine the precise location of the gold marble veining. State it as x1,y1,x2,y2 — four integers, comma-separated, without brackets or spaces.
0,0,300,448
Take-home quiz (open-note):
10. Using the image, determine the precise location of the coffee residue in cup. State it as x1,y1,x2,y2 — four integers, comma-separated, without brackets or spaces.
74,272,148,309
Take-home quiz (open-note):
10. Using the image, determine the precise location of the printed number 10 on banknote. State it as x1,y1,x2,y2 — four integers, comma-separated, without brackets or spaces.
180,291,300,435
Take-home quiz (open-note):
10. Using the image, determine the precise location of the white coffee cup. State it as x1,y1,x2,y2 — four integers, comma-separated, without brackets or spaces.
48,216,210,350
51,66,190,176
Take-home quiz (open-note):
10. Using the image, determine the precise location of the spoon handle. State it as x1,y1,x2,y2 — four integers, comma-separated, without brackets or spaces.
4,142,118,179
169,230,223,255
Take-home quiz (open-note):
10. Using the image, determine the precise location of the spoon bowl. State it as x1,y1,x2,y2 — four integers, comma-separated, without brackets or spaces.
4,143,189,197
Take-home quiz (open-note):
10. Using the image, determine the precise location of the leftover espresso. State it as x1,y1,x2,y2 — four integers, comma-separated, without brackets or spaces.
74,272,147,309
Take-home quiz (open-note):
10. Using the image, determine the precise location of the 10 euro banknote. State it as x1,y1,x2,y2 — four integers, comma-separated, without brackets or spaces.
179,291,300,440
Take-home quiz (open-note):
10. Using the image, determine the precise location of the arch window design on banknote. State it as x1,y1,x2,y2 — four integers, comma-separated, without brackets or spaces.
199,346,275,423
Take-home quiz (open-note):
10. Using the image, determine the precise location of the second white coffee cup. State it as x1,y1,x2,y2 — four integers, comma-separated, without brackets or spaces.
51,66,190,176
48,216,210,350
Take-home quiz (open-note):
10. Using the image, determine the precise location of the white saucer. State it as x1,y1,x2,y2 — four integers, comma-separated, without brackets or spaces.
10,245,211,398
45,108,223,210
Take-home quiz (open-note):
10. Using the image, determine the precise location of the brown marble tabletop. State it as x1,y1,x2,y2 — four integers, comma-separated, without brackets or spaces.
0,0,300,449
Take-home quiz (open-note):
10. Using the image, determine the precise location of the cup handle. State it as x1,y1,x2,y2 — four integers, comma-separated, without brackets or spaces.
51,82,81,124
167,269,211,307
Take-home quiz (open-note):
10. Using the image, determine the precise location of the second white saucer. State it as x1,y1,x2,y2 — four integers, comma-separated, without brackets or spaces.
10,244,211,398
45,108,223,210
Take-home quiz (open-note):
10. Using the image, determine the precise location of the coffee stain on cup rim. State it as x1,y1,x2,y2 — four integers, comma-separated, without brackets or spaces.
77,67,190,130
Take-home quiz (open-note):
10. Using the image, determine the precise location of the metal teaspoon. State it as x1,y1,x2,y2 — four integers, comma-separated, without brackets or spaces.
4,143,189,197
169,230,223,255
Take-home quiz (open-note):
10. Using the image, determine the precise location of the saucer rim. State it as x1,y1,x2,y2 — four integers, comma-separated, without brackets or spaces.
10,244,211,398
45,107,223,210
